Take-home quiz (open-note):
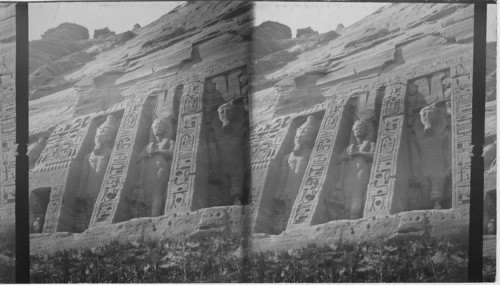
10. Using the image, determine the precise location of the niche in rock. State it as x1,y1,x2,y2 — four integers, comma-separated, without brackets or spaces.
74,111,123,232
406,69,452,211
272,112,323,234
324,91,382,221
132,97,176,218
29,187,51,233
200,66,250,208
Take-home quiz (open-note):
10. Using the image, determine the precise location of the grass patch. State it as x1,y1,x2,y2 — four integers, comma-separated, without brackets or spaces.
30,234,495,282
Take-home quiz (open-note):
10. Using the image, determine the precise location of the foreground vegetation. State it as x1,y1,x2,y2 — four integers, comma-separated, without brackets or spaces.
0,240,14,283
30,234,495,282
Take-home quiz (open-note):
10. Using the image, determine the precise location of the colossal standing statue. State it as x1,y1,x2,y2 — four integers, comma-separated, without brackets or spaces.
209,99,248,205
409,104,451,210
76,115,119,229
336,119,376,219
136,116,176,216
274,116,319,232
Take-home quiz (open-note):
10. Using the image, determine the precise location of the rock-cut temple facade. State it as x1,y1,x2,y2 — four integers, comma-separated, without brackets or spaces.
0,2,495,253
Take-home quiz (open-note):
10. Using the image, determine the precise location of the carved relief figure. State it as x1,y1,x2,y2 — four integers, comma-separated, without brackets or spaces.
27,137,47,169
136,116,176,217
273,116,319,232
76,115,119,229
409,103,451,210
207,98,248,205
336,119,376,219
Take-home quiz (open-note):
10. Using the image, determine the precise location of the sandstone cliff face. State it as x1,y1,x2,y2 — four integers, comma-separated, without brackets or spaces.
251,3,476,123
29,1,252,134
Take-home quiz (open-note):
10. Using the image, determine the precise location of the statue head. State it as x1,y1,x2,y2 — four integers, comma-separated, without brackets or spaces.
152,116,175,140
352,119,376,142
205,80,216,93
294,116,320,149
442,77,451,88
420,105,443,136
218,101,237,130
407,82,418,95
95,115,119,147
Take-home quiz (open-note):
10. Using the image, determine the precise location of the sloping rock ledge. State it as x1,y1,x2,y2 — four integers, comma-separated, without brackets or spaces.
30,207,468,255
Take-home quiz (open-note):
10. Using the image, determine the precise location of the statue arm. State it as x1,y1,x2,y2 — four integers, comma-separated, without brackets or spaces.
77,154,90,198
136,145,150,163
150,139,175,159
206,130,220,177
409,131,420,179
352,143,376,161
274,154,289,200
337,146,350,164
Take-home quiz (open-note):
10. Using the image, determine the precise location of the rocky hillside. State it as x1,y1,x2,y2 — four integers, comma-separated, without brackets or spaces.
29,1,252,135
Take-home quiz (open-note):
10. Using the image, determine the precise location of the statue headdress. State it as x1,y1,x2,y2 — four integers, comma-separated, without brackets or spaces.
296,116,320,146
99,115,119,139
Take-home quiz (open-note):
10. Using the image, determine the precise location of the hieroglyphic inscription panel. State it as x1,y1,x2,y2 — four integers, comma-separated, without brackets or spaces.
363,82,407,216
249,115,293,233
287,97,347,229
0,74,15,207
89,97,151,226
450,62,472,208
165,82,204,212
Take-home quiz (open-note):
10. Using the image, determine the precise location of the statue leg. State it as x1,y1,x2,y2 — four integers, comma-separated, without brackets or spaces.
229,170,244,205
151,194,163,217
430,175,445,209
220,172,232,205
420,176,433,209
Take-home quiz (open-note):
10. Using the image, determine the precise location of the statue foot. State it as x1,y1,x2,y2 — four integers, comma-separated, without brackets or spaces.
233,198,241,205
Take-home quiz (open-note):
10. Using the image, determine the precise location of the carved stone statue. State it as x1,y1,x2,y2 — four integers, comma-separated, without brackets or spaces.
409,104,451,210
206,98,248,205
273,116,319,233
76,115,119,228
28,137,47,169
336,119,376,219
136,116,176,217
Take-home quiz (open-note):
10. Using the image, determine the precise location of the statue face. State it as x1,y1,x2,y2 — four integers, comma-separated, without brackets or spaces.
95,125,114,145
152,118,174,139
352,120,370,139
218,104,236,127
205,81,215,92
420,106,440,126
152,119,167,136
407,83,418,95
294,126,315,145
